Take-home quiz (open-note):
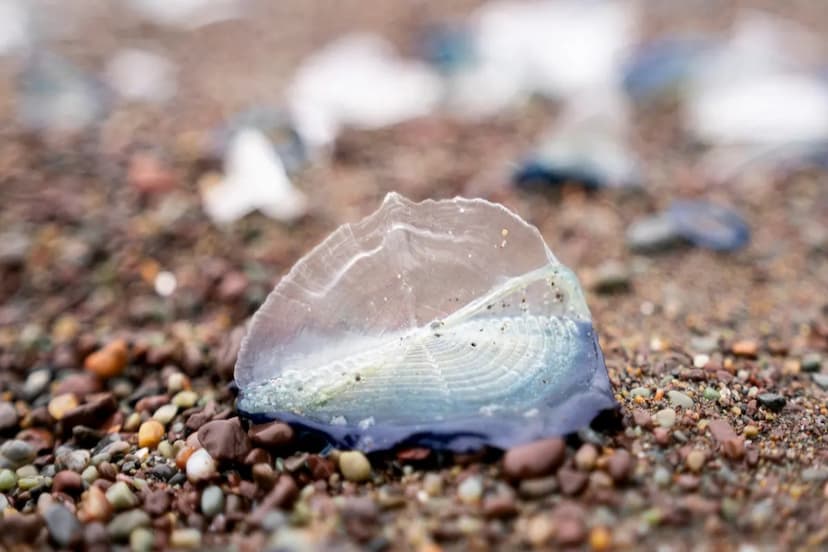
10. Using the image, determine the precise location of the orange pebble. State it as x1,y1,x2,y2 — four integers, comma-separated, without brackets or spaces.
48,393,78,420
589,526,612,551
84,340,128,379
138,420,165,448
175,446,195,470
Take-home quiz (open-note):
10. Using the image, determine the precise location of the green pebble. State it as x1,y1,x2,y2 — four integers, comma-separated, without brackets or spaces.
82,466,99,484
642,507,663,526
631,387,651,398
172,391,198,409
157,441,174,459
0,469,17,491
108,510,151,541
130,527,154,552
152,404,178,425
200,485,224,518
17,476,48,490
703,387,720,401
106,481,138,510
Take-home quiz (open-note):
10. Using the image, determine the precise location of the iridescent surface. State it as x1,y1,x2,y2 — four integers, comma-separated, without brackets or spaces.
235,193,616,451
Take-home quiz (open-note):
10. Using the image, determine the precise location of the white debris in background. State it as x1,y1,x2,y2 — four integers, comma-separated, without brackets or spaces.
105,49,177,103
200,128,308,224
126,0,243,30
287,33,443,151
446,0,634,117
0,0,31,55
154,271,177,297
687,74,828,147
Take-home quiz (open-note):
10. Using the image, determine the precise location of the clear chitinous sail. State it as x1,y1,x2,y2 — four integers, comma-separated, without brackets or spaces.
235,193,616,452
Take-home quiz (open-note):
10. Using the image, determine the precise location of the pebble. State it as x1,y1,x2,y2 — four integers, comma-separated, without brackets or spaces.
130,527,154,552
0,402,19,431
703,387,720,401
201,485,225,517
108,510,151,541
802,353,822,372
518,476,558,498
248,421,294,448
757,393,786,411
589,526,612,551
53,470,83,494
61,394,118,429
186,448,217,482
607,449,633,483
423,472,443,497
574,444,598,471
0,439,36,467
502,438,566,479
44,503,82,548
731,340,758,358
48,393,79,420
667,390,693,409
630,387,651,399
812,373,828,389
708,419,744,460
172,390,198,408
654,408,677,428
82,465,99,484
338,451,372,482
169,528,202,549
558,468,588,495
85,340,129,379
0,469,17,491
60,449,91,472
23,369,51,399
143,489,170,517
138,420,165,448
152,404,178,425
590,261,631,294
106,481,139,510
198,418,252,463
686,449,706,472
457,475,483,504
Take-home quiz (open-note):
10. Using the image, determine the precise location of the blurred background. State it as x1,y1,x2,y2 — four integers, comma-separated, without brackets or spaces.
1,0,826,374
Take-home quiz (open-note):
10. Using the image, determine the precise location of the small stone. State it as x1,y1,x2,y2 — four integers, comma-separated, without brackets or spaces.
632,409,652,428
107,510,151,541
590,261,631,294
731,340,758,358
106,481,139,510
338,451,372,482
248,421,294,448
457,475,483,504
130,527,154,552
0,402,19,432
812,373,828,389
703,387,720,401
630,387,651,399
85,340,129,379
44,503,82,548
574,444,598,471
53,470,83,495
708,419,744,460
557,468,588,495
23,369,51,399
518,476,558,498
607,449,633,483
201,485,225,518
170,528,202,549
0,469,17,491
186,448,217,482
54,373,102,400
152,404,178,425
589,526,612,551
482,492,518,518
143,489,170,517
686,449,706,472
654,408,676,428
48,393,79,420
527,514,555,546
0,439,36,467
172,390,198,408
743,425,759,438
61,394,118,430
80,486,112,522
502,438,566,479
802,353,822,372
60,449,91,472
757,393,785,411
667,390,693,409
138,420,165,449
198,418,252,464
423,472,443,496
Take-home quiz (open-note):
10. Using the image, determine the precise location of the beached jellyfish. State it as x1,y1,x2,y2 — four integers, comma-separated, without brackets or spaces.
235,193,616,452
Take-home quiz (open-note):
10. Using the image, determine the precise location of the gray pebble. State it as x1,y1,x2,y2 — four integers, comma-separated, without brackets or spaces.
59,450,91,473
0,440,36,468
667,390,694,409
0,402,19,432
757,393,786,411
44,503,81,547
626,214,683,253
107,510,151,541
201,485,225,518
812,373,828,389
23,369,51,399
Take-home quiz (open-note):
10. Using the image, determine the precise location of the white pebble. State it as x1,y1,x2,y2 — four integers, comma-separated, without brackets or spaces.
186,448,216,482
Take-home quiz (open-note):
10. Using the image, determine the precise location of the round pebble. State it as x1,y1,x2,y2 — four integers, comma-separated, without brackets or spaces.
84,340,128,379
654,408,677,428
169,528,202,549
338,451,372,482
129,527,154,552
106,481,139,510
0,469,17,491
201,485,225,517
48,393,79,420
667,390,693,409
186,448,217,482
686,449,706,472
457,475,483,504
152,404,178,425
138,420,165,448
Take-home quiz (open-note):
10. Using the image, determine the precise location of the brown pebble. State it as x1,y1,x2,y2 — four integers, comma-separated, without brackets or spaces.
654,427,671,446
574,444,598,471
198,418,252,464
135,395,170,414
84,340,128,379
248,421,294,449
144,490,171,517
307,455,335,481
252,463,277,490
632,409,652,429
60,394,117,433
48,394,79,421
557,467,589,496
0,514,44,549
52,470,83,495
78,486,112,522
550,504,586,546
708,419,745,460
607,449,633,483
243,448,272,466
482,493,518,518
731,340,758,358
502,438,566,479
175,447,195,470
97,462,117,481
250,475,298,524
54,374,102,400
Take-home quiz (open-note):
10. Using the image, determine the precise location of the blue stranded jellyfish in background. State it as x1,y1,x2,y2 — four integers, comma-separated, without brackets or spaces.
235,193,617,452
